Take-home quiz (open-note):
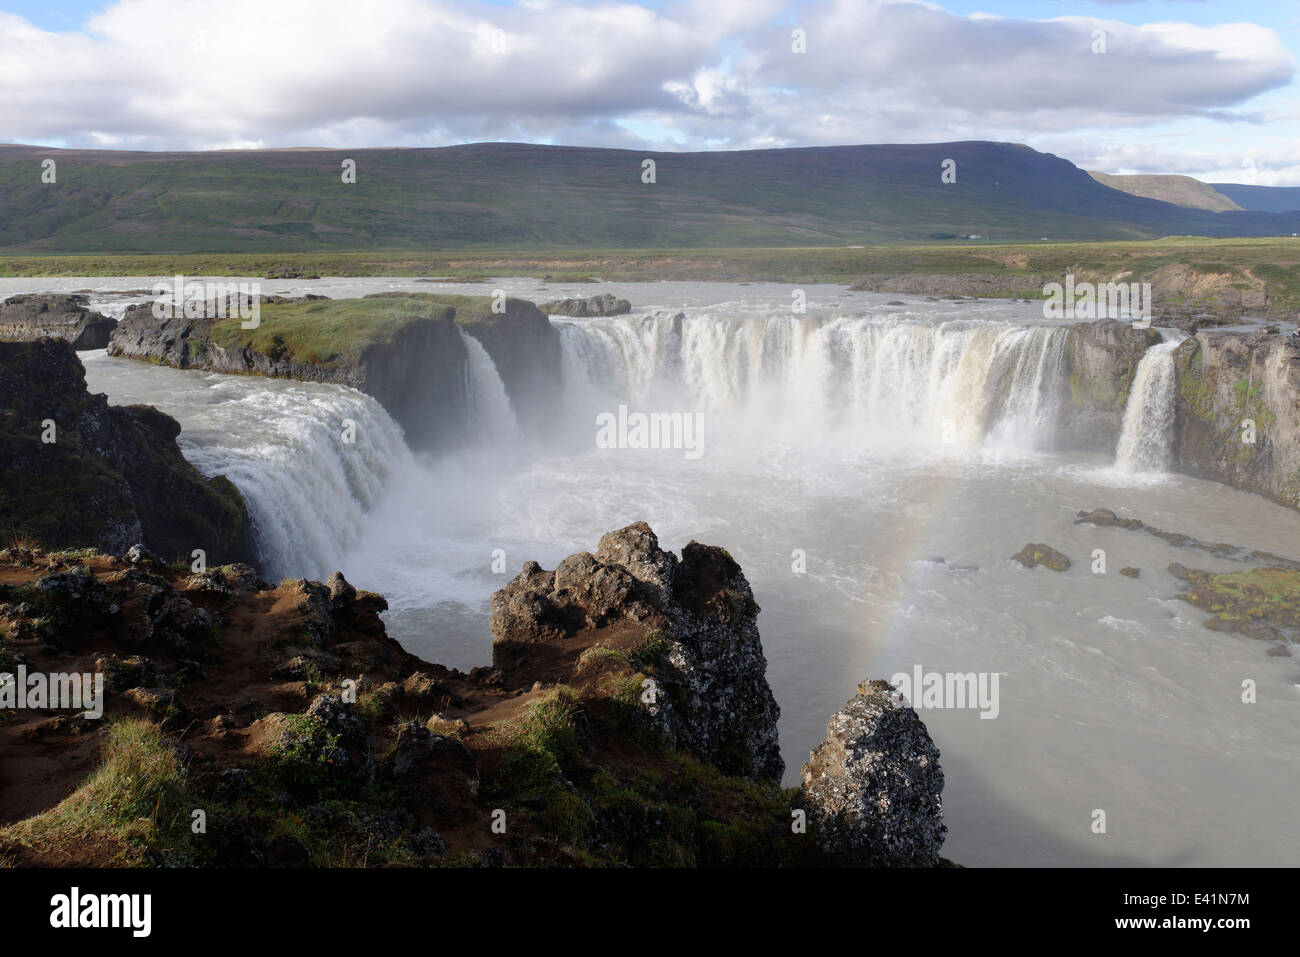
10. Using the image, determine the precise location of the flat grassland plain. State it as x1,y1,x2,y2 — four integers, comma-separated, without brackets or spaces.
2,237,1299,308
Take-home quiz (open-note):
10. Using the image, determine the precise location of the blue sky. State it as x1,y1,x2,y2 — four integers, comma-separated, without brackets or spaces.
1,0,1296,184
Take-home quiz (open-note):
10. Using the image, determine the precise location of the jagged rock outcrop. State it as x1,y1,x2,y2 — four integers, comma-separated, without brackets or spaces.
0,295,117,350
1172,330,1300,510
540,293,631,317
1057,319,1161,450
801,679,947,866
0,338,255,562
490,522,784,782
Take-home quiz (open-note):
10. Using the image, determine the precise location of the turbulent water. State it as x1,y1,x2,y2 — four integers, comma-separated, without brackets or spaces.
43,276,1300,867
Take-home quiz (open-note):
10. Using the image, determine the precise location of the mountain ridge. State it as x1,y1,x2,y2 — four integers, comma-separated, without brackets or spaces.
3,140,1300,252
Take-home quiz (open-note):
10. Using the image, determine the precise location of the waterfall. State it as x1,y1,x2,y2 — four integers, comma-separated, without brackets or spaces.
163,383,414,582
86,309,1076,584
1115,333,1185,473
554,312,1070,452
459,330,524,446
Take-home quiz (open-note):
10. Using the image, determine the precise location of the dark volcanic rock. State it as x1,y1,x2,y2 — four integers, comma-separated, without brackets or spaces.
0,338,255,562
539,293,631,317
801,679,946,866
490,521,784,782
0,295,117,350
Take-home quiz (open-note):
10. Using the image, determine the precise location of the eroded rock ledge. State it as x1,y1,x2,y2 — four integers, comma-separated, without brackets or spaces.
0,294,117,350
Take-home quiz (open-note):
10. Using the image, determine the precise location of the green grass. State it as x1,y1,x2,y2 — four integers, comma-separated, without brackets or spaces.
209,293,499,367
0,719,197,865
496,686,584,782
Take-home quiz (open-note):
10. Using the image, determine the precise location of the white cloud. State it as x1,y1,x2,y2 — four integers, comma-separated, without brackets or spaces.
0,0,1292,184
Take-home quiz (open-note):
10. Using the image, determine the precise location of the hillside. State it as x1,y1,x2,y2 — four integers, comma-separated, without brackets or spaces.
1210,183,1300,214
4,141,1300,252
1087,172,1242,212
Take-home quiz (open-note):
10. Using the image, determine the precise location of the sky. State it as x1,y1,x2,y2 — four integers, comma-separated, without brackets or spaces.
0,0,1296,184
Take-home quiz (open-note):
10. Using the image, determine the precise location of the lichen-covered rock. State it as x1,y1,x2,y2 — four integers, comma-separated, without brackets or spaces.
801,679,947,866
270,649,344,681
305,692,368,751
284,579,333,646
31,566,114,645
93,654,156,692
1011,542,1071,571
491,522,783,782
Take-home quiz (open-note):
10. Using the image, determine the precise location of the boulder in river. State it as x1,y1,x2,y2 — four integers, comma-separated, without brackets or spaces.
1011,543,1071,571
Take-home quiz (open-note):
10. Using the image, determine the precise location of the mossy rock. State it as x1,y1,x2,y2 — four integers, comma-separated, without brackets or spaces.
1011,543,1071,571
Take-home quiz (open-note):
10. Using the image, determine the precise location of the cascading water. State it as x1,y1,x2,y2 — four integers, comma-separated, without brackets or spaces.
81,352,414,580
459,330,524,446
184,388,413,580
555,312,1069,452
1114,331,1186,473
